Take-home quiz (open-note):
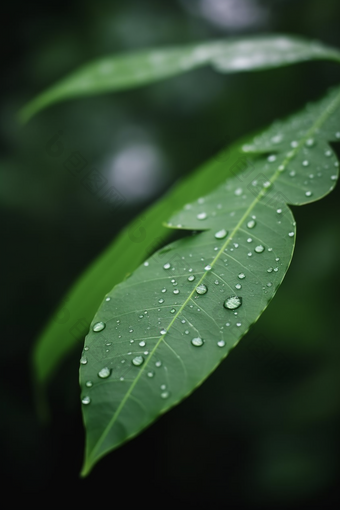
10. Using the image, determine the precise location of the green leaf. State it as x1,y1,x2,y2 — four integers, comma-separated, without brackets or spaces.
80,86,340,475
20,35,340,123
33,134,251,387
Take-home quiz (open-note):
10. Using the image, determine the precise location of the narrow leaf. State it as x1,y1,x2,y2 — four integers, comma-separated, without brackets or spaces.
20,35,340,123
80,86,340,475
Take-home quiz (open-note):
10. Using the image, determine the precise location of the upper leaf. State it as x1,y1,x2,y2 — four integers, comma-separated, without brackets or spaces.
79,86,340,475
20,35,340,123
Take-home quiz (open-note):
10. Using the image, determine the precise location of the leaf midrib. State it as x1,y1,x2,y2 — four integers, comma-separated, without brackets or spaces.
83,87,340,473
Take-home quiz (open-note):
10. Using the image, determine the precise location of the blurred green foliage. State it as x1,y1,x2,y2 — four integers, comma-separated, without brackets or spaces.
1,0,340,506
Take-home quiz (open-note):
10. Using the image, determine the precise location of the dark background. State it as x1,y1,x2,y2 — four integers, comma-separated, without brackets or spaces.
1,0,340,506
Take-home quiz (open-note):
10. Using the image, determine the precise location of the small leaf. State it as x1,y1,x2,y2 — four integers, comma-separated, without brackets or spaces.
80,87,340,475
20,35,340,123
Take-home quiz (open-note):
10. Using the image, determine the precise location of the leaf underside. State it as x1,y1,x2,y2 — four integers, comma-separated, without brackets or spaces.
20,35,340,123
80,87,340,475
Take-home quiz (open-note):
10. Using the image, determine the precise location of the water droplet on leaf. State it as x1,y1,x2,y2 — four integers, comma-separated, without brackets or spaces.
98,367,111,379
93,321,105,332
191,337,204,347
132,356,144,367
196,284,208,295
215,229,228,239
224,296,242,310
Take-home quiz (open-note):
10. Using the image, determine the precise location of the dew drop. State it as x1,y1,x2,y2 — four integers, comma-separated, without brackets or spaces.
215,229,228,239
170,308,176,314
188,275,195,282
147,371,155,378
288,232,295,237
302,160,309,167
158,298,164,304
224,296,242,310
139,340,146,347
85,381,93,388
144,261,149,267
80,356,88,365
196,284,208,295
197,212,207,220
234,188,243,196
98,367,111,379
291,140,298,148
305,138,315,147
105,297,111,302
81,396,91,405
325,150,332,157
267,267,273,273
254,245,265,253
93,321,105,332
161,391,170,399
217,340,226,347
247,219,256,229
161,288,167,293
236,322,242,327
204,265,212,271
173,289,180,295
238,273,246,279
155,360,162,368
305,191,313,197
163,263,171,270
277,208,282,214
268,154,276,162
132,356,144,367
191,337,204,347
